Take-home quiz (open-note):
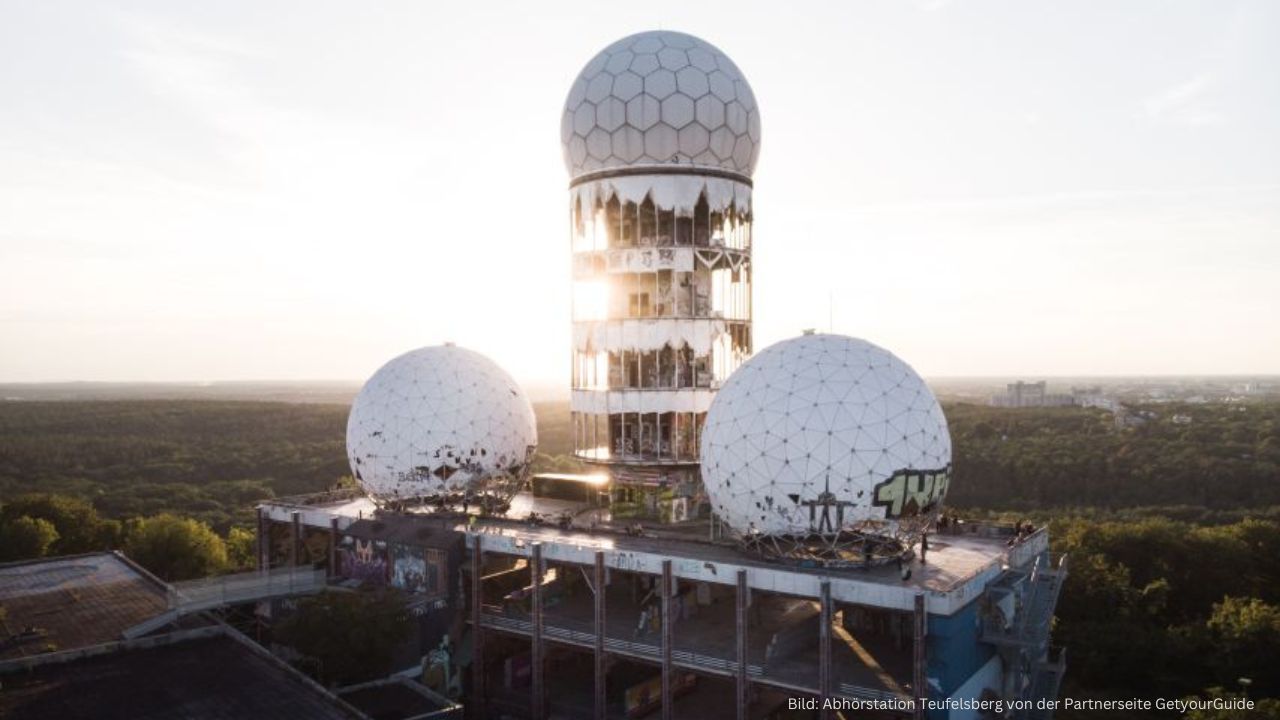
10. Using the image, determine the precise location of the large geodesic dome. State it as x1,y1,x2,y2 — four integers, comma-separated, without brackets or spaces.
561,30,761,179
346,345,537,506
700,334,951,562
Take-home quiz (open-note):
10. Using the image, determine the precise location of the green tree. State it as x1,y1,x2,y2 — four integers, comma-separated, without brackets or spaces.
124,514,227,581
0,515,60,561
1206,597,1280,694
0,493,106,554
225,526,257,571
274,590,412,686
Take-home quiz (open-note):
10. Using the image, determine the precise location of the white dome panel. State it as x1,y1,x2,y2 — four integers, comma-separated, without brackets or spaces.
700,334,952,537
346,345,537,502
561,30,761,179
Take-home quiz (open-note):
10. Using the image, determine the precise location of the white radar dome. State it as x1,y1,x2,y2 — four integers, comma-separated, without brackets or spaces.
346,345,537,503
561,30,761,180
700,334,951,537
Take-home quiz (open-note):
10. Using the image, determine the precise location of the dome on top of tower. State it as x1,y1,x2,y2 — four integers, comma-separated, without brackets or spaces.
560,30,761,181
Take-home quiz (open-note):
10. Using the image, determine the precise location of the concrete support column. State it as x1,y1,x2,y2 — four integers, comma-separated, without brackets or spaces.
255,507,266,572
470,537,486,718
736,569,749,720
327,517,338,580
819,580,832,720
913,593,928,720
532,542,546,720
594,551,607,720
661,559,674,720
289,511,301,568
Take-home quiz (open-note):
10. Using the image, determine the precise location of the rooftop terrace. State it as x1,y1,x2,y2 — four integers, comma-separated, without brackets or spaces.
262,491,1047,615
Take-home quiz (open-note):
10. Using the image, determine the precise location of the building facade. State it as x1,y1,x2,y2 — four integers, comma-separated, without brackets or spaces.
564,31,759,518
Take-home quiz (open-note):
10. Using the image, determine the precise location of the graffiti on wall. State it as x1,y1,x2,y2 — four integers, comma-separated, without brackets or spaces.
338,536,388,584
391,543,427,593
872,466,951,519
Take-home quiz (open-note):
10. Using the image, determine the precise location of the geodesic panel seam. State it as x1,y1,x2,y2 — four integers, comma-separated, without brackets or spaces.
561,30,761,179
699,334,951,537
346,345,538,502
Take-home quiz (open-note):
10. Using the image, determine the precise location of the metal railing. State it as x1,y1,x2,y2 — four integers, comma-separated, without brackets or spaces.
123,567,328,639
171,567,328,612
981,553,1068,650
1027,646,1068,720
266,487,366,508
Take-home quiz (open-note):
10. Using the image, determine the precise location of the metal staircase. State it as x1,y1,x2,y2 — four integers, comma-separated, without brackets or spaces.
1027,646,1068,720
980,551,1069,719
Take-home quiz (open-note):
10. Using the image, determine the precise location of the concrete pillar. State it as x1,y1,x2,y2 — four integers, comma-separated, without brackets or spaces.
914,593,928,720
736,569,749,720
661,559,674,720
327,517,338,580
255,507,266,572
532,542,545,720
471,537,486,717
819,580,832,720
594,551,607,720
289,511,301,568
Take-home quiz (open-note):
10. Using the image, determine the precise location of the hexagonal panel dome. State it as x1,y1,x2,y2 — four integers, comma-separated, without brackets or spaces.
346,345,537,503
700,334,952,537
562,30,761,180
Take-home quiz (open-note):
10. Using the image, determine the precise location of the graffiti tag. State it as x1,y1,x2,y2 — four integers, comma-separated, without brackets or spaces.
871,467,951,519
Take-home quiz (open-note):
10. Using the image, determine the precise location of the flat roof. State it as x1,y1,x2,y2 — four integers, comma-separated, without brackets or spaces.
262,492,1046,615
0,553,169,660
0,632,365,720
338,677,459,720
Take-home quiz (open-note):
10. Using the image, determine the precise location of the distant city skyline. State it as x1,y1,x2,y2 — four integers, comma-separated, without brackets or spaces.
2,0,1277,386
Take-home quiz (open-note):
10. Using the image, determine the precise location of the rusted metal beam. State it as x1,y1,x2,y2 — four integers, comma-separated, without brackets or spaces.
661,559,674,720
594,551,607,720
736,569,749,720
819,580,832,720
532,542,546,720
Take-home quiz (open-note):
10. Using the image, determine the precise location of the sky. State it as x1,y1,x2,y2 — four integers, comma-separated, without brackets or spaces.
1,0,1277,391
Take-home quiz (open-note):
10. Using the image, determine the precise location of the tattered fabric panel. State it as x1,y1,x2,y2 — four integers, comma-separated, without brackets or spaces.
573,318,729,354
572,247,751,277
572,174,752,217
698,334,952,537
345,345,539,502
571,388,716,414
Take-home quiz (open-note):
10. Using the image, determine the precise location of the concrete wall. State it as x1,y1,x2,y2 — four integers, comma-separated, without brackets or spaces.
926,597,994,699
936,653,1003,720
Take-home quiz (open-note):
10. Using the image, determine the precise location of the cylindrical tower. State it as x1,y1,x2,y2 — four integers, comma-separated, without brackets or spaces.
561,30,760,521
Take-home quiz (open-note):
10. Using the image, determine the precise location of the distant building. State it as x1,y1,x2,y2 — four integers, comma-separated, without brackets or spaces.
989,382,1075,408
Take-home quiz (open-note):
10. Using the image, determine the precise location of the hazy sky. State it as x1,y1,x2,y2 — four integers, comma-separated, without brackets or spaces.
2,0,1277,388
